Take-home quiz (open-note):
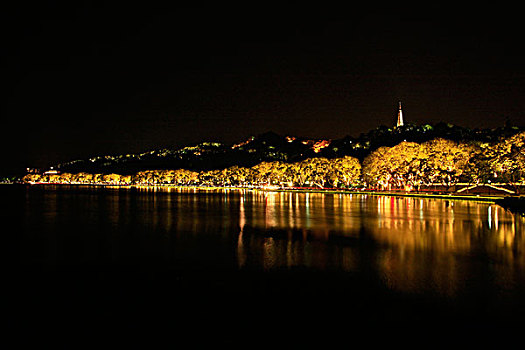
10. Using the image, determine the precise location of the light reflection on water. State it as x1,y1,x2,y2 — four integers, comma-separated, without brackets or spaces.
20,186,525,298
232,190,525,297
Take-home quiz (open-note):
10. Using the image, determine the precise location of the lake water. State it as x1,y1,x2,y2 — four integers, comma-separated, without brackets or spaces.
5,185,525,345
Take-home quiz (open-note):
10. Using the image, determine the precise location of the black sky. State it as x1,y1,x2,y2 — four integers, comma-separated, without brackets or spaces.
2,1,524,175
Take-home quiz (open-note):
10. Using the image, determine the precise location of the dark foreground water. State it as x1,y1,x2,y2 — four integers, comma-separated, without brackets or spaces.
4,185,525,346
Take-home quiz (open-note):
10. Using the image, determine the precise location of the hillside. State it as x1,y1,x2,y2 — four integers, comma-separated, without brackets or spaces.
48,122,523,175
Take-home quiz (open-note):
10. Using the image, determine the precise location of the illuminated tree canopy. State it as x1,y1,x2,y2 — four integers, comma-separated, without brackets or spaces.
21,134,525,191
362,135,523,190
487,132,525,188
23,156,362,189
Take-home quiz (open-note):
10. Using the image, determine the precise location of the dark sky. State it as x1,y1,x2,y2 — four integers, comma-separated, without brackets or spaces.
2,1,524,175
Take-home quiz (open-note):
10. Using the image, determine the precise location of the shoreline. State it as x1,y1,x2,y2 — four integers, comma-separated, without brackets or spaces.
8,182,511,202
271,188,506,202
8,182,525,215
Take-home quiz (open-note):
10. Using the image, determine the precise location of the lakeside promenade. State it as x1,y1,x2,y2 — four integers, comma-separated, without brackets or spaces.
12,181,518,200
6,181,525,214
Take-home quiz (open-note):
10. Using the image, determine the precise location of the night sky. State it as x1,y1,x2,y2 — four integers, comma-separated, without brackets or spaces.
2,2,524,176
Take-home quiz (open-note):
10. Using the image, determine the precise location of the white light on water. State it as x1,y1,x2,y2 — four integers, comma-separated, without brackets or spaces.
488,206,492,229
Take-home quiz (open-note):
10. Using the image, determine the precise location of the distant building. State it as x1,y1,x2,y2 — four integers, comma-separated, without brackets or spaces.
397,101,404,127
43,167,60,175
26,168,40,174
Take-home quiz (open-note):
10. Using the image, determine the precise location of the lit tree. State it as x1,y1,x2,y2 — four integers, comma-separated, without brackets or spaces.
462,142,493,185
362,142,426,190
232,166,251,186
420,138,474,189
488,132,525,193
198,169,221,186
267,162,291,187
59,173,73,183
330,156,362,188
93,174,103,184
120,175,132,185
102,173,121,184
22,174,42,183
249,162,276,186
293,158,319,187
173,169,198,185
159,170,175,184
362,146,391,189
391,141,428,190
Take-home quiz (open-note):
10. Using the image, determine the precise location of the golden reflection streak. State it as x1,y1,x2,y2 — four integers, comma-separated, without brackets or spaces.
231,189,525,296
237,193,246,268
147,188,525,296
368,198,525,295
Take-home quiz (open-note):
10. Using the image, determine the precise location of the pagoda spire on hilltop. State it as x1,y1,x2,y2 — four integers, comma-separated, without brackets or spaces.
397,101,404,127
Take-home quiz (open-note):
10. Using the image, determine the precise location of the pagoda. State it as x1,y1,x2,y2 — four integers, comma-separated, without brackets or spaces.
397,101,404,127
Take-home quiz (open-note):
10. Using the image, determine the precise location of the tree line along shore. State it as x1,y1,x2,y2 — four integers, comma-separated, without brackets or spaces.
22,133,525,194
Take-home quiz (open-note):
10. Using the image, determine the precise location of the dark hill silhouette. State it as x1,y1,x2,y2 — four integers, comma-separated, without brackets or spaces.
50,123,524,175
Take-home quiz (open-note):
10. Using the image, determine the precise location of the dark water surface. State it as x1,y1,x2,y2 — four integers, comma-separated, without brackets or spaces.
5,185,525,345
